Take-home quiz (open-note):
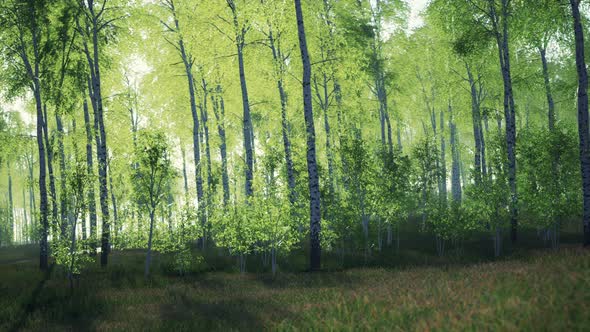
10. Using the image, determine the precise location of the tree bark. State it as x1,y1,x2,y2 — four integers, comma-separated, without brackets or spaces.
7,161,14,244
268,30,297,206
181,146,189,200
480,112,487,180
385,111,394,154
35,87,49,269
294,0,322,271
199,78,213,246
67,205,78,292
27,152,37,244
570,0,590,246
11,0,49,268
320,0,341,191
80,0,111,265
41,105,59,238
211,86,230,206
466,63,483,184
370,0,390,155
83,99,97,245
144,209,155,278
483,114,493,177
322,74,335,196
166,0,204,243
200,79,213,195
56,113,68,239
228,2,254,199
22,180,28,243
312,73,335,199
109,168,118,245
440,110,447,205
540,46,555,131
490,0,518,242
429,106,443,204
450,103,462,203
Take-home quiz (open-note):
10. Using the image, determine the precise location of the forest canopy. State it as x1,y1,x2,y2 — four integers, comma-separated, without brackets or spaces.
0,0,589,276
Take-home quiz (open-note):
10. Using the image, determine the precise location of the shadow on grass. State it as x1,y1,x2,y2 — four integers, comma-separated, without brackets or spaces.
158,288,292,331
0,224,586,331
8,263,54,332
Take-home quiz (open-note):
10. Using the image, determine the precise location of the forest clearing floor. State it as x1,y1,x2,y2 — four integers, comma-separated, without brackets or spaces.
1,234,590,331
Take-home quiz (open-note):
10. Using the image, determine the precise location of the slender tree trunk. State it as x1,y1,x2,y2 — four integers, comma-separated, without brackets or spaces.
480,114,488,179
250,120,256,170
358,180,369,259
271,244,277,277
69,119,81,243
199,79,213,246
268,31,297,207
440,110,447,205
461,160,468,189
81,2,111,265
377,217,383,251
211,87,230,206
56,113,68,239
34,88,49,269
466,63,483,184
167,185,173,232
167,1,204,245
94,59,110,267
42,105,59,238
189,73,204,246
386,222,392,247
430,109,443,202
109,170,118,246
90,81,103,248
540,44,560,246
83,99,97,245
84,32,111,265
503,19,518,244
200,79,213,195
22,182,28,243
540,46,556,131
68,217,77,292
16,6,48,267
28,152,37,244
483,115,493,178
319,0,341,192
494,226,502,257
385,111,394,154
181,146,189,200
371,2,389,154
323,75,335,197
491,0,518,243
378,91,386,147
279,78,297,206
144,209,155,278
312,72,336,199
378,86,390,154
450,103,462,203
570,0,590,246
295,0,322,271
230,10,254,199
7,161,14,244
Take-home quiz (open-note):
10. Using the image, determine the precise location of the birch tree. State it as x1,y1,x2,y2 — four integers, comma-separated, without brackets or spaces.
294,0,322,271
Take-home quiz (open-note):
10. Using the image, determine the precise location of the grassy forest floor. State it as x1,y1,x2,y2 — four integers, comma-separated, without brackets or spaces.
1,228,590,331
